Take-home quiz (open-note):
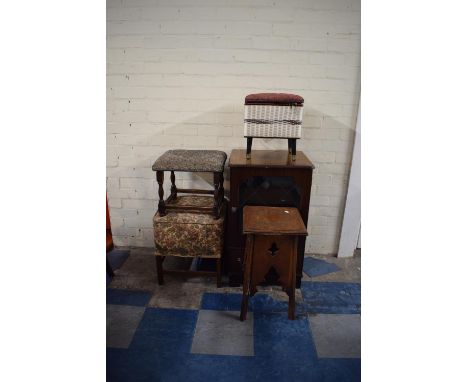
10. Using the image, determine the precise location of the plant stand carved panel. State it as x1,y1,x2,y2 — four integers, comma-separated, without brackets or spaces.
240,206,307,321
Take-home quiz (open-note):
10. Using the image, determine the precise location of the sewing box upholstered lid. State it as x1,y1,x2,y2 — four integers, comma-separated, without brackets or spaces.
153,196,225,258
152,150,227,172
245,93,304,106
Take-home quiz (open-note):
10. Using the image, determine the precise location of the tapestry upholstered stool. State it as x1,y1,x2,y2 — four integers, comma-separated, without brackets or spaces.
244,93,304,160
152,150,228,287
152,149,227,219
240,206,308,321
153,196,226,287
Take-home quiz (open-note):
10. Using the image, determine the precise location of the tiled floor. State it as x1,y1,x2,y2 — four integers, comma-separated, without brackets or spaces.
191,310,254,356
107,248,361,381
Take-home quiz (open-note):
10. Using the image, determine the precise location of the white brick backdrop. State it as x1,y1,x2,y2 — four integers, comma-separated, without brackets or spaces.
106,0,361,254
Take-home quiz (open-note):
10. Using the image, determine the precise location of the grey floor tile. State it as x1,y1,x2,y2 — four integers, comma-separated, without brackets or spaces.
107,304,146,349
308,314,361,358
191,310,254,356
147,278,209,310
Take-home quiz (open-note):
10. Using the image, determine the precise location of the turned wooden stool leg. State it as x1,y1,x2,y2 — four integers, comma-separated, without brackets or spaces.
246,137,253,159
288,237,299,320
155,256,164,285
156,171,166,216
213,172,221,219
219,172,224,206
170,170,177,199
216,258,222,288
240,234,254,321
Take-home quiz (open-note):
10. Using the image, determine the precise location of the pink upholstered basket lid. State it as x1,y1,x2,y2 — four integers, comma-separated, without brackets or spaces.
245,93,304,106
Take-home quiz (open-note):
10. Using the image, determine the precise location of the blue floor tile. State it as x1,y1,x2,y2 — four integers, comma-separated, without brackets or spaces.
254,312,318,361
171,354,255,382
107,285,361,381
250,294,290,313
107,306,360,382
176,355,324,382
201,293,243,311
106,350,359,382
253,312,320,381
201,292,306,315
253,358,323,382
108,249,130,270
302,257,340,277
106,288,152,307
130,308,198,353
301,282,361,314
107,348,180,382
316,358,361,382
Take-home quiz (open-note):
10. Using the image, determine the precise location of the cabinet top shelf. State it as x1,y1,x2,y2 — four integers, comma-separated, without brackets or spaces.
229,149,314,169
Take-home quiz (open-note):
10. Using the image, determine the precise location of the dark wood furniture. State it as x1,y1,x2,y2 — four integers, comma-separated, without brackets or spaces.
152,150,228,287
240,206,307,321
227,149,314,288
152,150,227,219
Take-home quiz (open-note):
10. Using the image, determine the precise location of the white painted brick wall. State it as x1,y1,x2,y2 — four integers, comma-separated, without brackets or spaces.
106,0,361,253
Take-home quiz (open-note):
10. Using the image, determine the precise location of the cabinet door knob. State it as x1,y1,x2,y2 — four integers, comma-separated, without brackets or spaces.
231,207,237,213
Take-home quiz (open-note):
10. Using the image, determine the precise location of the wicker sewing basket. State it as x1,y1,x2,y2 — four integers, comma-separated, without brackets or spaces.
244,93,304,138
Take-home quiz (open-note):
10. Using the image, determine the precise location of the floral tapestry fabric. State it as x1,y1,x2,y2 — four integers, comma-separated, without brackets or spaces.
153,198,225,258
151,150,227,173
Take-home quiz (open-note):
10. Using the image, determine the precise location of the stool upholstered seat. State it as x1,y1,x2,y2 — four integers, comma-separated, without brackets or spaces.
245,93,304,106
152,150,227,173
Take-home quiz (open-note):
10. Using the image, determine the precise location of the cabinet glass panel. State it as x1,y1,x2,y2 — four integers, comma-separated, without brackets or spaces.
239,176,301,208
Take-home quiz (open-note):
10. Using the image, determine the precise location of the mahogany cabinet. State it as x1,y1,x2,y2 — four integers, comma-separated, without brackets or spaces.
226,149,314,287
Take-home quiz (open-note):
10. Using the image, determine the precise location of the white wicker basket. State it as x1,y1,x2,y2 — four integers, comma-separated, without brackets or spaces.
244,104,303,138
